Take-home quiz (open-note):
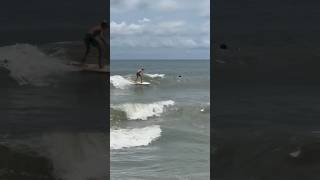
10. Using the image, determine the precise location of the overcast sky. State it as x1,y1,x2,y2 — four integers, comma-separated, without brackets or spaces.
110,0,210,60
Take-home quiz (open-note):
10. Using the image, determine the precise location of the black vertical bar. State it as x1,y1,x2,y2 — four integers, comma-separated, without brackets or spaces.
106,0,111,178
212,0,320,179
0,0,110,179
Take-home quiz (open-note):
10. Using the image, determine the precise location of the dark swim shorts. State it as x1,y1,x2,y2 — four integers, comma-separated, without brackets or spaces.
84,33,99,47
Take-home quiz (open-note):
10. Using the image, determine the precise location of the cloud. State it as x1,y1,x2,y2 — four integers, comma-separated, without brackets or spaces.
200,20,210,34
110,0,210,59
111,0,183,12
155,21,185,34
110,21,145,35
111,36,208,49
111,0,210,18
199,0,210,17
110,0,145,9
111,19,186,36
155,0,178,11
138,18,150,23
111,19,209,49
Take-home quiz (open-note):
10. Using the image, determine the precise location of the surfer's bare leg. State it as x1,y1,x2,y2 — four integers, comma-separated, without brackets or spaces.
97,46,103,68
96,39,104,69
82,41,90,64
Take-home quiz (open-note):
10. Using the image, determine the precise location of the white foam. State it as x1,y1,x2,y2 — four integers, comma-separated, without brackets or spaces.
110,75,133,89
289,149,301,158
0,44,71,86
145,73,165,78
110,125,161,150
112,100,175,120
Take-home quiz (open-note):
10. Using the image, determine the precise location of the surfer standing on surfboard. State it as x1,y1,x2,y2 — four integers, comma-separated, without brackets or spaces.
135,68,144,83
82,20,108,68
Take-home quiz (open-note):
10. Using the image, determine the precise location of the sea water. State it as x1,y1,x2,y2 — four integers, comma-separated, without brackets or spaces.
0,42,108,180
110,60,210,179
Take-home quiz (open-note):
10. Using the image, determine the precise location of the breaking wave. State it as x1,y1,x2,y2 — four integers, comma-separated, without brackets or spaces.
110,75,133,89
110,125,161,150
110,73,166,89
112,100,175,120
145,73,165,78
0,44,72,86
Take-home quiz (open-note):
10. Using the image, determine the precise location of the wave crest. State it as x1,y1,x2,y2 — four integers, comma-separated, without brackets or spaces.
145,73,165,78
112,100,175,120
0,44,71,86
110,125,161,150
110,75,133,89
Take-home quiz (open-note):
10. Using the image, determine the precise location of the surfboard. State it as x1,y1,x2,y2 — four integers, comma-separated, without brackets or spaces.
132,82,151,85
82,66,109,73
68,61,109,73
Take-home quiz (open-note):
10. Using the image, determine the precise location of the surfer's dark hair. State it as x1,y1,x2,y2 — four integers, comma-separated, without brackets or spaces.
101,20,107,27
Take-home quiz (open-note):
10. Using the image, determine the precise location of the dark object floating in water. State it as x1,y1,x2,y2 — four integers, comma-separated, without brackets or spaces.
220,44,228,50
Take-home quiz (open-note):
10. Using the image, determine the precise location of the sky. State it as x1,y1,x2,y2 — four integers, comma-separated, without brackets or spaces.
110,0,210,60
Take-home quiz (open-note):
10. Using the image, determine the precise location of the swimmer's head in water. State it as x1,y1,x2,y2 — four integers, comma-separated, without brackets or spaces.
101,20,108,29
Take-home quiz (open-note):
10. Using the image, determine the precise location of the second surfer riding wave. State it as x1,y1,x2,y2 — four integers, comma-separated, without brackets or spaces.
82,20,108,69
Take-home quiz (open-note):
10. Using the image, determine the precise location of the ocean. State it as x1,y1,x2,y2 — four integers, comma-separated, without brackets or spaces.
110,60,210,179
213,80,320,180
0,42,108,180
0,0,108,179
213,0,320,179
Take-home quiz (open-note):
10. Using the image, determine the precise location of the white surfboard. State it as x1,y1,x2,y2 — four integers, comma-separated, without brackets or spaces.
81,64,109,73
132,81,151,85
68,61,109,73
